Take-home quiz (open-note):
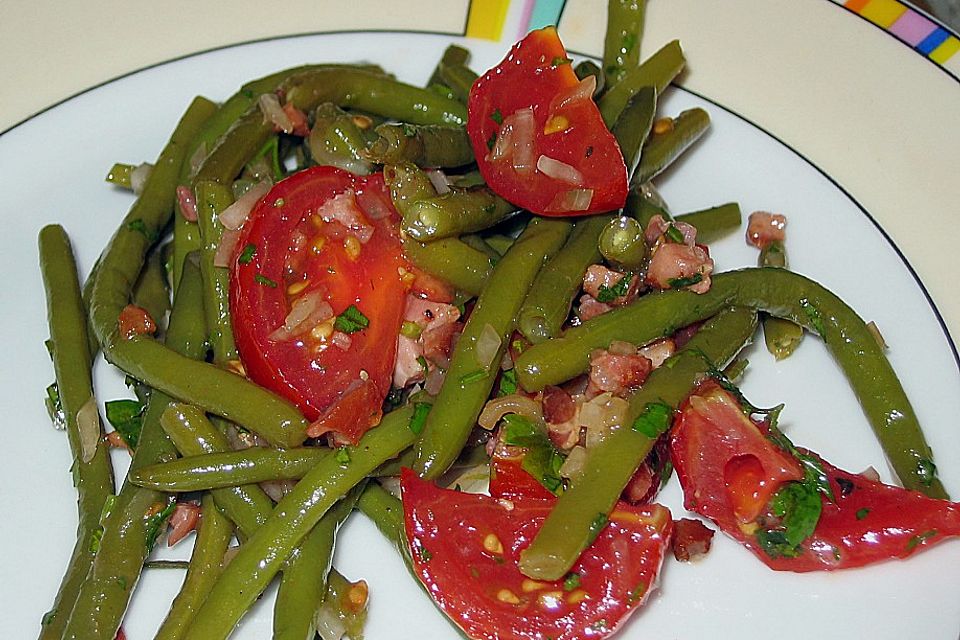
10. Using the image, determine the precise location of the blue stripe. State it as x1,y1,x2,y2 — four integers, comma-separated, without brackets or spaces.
916,27,949,54
528,0,565,30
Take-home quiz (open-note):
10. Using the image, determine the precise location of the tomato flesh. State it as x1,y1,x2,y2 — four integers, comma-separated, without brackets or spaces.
231,166,408,444
401,464,672,640
467,28,628,216
671,380,960,571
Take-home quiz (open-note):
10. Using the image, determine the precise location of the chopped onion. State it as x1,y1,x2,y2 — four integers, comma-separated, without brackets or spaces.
188,142,208,176
258,93,294,133
859,466,882,482
130,162,153,196
536,155,584,185
551,75,597,110
488,121,514,162
510,108,536,174
424,365,447,395
475,323,502,369
176,186,198,222
559,445,588,481
479,394,544,430
314,605,348,640
355,189,393,220
331,331,352,351
268,291,333,341
77,397,100,463
318,191,374,244
546,188,593,213
213,229,241,268
426,169,452,195
219,180,271,231
260,479,294,502
579,392,629,447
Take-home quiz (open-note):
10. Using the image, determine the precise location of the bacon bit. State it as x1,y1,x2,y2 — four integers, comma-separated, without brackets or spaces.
542,386,576,425
644,214,697,247
176,186,198,222
622,464,656,504
582,264,639,305
410,268,455,303
118,304,156,339
282,102,310,137
258,93,294,133
671,518,715,562
746,211,787,249
645,242,714,294
588,350,652,396
577,294,612,321
167,502,202,547
638,338,676,369
393,334,425,388
422,321,459,367
317,191,374,244
106,431,129,450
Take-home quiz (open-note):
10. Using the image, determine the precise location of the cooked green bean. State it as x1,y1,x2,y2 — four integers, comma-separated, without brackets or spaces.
635,107,710,183
194,180,238,362
400,235,493,296
598,215,647,269
356,482,407,553
611,85,656,178
308,103,375,175
62,259,209,640
603,0,647,87
599,39,685,127
574,60,604,97
154,495,233,640
520,306,758,580
517,214,613,344
132,243,172,328
385,161,438,217
460,234,502,261
624,180,672,226
366,122,474,168
515,267,946,497
759,239,805,360
314,570,370,640
37,225,116,640
412,218,571,479
402,187,518,241
428,44,470,88
674,202,742,244
436,63,478,104
182,404,416,639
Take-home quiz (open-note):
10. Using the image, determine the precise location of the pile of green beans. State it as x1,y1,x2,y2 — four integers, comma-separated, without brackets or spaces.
34,4,949,637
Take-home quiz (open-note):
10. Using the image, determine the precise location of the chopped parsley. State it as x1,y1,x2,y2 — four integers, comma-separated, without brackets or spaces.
596,275,631,303
500,414,565,494
497,368,518,397
408,402,432,435
587,512,609,543
238,243,257,264
562,572,581,592
490,108,503,125
799,299,825,336
486,132,497,151
416,355,430,375
917,458,938,487
254,274,278,288
631,402,673,438
105,398,146,449
667,273,704,289
126,218,150,239
755,479,822,559
334,304,369,333
335,447,351,466
664,225,685,243
907,529,937,551
144,501,177,551
855,508,870,521
44,382,63,427
628,581,648,604
413,541,433,563
402,123,418,137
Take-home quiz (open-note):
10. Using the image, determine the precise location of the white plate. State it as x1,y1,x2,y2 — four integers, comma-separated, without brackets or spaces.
2,18,959,640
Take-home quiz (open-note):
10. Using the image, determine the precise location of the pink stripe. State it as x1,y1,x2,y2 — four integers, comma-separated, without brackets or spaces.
517,0,537,39
889,9,938,46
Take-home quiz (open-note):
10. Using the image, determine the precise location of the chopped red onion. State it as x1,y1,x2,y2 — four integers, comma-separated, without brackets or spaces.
258,93,294,133
318,191,374,244
176,186,198,222
331,331,352,351
130,162,153,196
214,228,241,268
546,188,593,213
426,169,452,195
219,180,271,231
551,76,597,111
536,155,584,185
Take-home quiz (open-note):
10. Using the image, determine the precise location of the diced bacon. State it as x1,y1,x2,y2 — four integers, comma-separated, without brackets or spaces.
577,294,612,321
542,386,576,424
409,268,455,303
644,214,698,247
282,103,310,137
746,211,787,249
118,304,156,339
582,265,639,304
622,463,657,505
646,242,714,294
547,417,581,450
671,518,715,562
393,334,426,388
403,295,461,328
422,321,459,367
638,338,676,369
167,502,201,547
317,191,374,244
588,350,653,396
176,186,198,222
392,294,462,388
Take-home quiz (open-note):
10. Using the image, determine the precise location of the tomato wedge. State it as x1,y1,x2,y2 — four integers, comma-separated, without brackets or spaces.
467,28,628,216
671,380,960,571
230,166,408,444
401,464,671,640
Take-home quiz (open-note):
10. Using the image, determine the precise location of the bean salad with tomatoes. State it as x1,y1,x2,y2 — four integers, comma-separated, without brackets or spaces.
35,1,960,639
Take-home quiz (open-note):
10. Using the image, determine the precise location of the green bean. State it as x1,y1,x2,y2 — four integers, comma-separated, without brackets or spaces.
274,483,365,640
182,404,416,639
384,161,438,217
611,85,656,178
603,0,647,87
366,122,474,168
517,215,612,344
308,103,375,175
160,405,275,539
401,236,493,296
105,162,137,189
356,482,406,553
194,180,238,362
62,258,209,640
624,180,672,227
314,570,370,640
131,446,330,491
460,234,502,262
428,44,470,88
515,267,946,497
402,187,518,241
483,233,515,256
598,215,647,269
132,243,172,328
635,107,710,183
86,97,309,448
436,63,478,104
599,39,685,127
412,218,571,479
759,240,805,360
154,494,233,640
37,226,116,640
574,60,604,98
674,202,742,244
519,307,758,580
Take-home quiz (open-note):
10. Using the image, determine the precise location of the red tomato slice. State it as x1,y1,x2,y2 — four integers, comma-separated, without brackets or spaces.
230,166,408,444
401,467,672,640
671,380,960,571
467,28,628,216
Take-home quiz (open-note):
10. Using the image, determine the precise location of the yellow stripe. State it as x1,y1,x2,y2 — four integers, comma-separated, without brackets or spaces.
860,0,907,28
929,35,960,64
466,0,511,40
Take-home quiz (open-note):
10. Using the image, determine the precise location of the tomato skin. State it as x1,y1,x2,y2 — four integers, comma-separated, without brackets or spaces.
230,166,407,444
467,28,628,216
671,381,960,571
401,466,672,640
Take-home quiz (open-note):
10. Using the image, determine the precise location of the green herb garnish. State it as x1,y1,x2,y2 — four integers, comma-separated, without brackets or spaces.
596,275,631,303
408,402,432,435
238,243,257,264
563,572,581,591
497,368,518,397
144,501,177,551
667,273,704,289
105,398,145,449
459,369,487,385
490,108,503,125
500,414,565,494
335,447,351,466
664,225,685,243
631,402,673,438
334,304,369,333
855,508,870,521
255,274,277,288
